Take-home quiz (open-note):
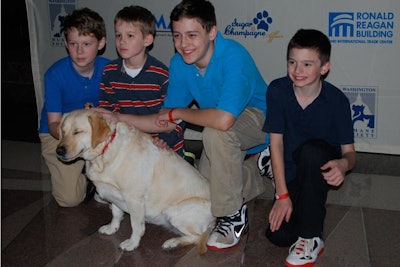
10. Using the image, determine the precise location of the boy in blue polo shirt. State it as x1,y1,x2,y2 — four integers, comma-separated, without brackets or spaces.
157,0,269,251
39,8,109,207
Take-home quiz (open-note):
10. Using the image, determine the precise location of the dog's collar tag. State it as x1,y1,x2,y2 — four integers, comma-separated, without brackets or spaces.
102,129,117,154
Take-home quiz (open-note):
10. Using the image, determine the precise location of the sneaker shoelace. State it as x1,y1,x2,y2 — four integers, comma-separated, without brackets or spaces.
289,238,314,259
213,212,239,237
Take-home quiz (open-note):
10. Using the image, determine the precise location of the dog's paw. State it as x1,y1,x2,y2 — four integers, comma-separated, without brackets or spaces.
119,239,139,251
162,238,180,250
98,224,119,235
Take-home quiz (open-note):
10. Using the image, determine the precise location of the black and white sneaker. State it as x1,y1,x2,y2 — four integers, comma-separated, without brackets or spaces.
257,145,274,182
206,204,249,251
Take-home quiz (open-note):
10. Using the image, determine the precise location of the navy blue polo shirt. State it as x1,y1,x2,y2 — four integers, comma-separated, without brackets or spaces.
263,76,354,182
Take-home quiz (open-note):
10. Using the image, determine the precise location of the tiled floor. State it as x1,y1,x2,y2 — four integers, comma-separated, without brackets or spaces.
2,140,400,267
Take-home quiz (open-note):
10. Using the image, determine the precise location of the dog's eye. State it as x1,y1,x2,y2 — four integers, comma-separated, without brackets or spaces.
73,130,83,135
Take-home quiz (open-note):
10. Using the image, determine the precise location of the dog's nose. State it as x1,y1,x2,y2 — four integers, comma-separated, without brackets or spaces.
56,146,66,156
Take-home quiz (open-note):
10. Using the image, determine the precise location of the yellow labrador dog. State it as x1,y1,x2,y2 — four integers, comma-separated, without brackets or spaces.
56,109,214,254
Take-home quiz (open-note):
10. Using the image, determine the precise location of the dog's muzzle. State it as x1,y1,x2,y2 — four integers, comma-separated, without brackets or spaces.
56,145,82,162
56,145,69,161
56,145,66,157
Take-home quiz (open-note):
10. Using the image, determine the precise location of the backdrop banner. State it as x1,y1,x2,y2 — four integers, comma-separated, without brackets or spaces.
26,0,400,154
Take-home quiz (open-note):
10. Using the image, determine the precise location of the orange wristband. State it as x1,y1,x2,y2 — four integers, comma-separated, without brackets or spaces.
275,193,290,200
168,108,175,123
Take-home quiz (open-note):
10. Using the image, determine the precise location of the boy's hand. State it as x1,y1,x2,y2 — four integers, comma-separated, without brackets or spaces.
152,137,169,150
84,102,94,109
91,107,119,124
321,159,346,186
269,198,292,232
158,108,170,121
157,108,182,126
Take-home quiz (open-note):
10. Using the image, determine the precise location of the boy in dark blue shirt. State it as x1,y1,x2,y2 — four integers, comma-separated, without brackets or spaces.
262,29,356,267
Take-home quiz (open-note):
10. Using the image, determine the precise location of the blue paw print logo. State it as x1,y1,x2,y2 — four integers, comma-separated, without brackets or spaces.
253,11,273,32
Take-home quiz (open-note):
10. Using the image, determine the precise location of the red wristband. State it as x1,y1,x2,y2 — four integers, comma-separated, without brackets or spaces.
168,108,175,123
275,192,290,200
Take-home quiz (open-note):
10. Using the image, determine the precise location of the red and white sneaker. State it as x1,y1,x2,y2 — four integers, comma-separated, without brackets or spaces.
285,237,324,267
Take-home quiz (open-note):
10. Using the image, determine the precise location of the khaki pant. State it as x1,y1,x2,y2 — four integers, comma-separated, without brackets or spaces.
198,108,267,217
40,134,87,207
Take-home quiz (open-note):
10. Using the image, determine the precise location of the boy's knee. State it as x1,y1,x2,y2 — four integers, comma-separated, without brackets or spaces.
53,193,83,207
298,139,330,155
294,139,340,165
202,127,233,147
202,127,219,141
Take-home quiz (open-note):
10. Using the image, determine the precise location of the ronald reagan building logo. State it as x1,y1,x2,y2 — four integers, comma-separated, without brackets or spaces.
329,12,394,44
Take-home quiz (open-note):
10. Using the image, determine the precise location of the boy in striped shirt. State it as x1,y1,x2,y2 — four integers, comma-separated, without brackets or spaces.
93,5,185,156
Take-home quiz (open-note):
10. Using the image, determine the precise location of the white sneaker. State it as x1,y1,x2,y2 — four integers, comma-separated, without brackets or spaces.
206,204,249,251
285,237,324,267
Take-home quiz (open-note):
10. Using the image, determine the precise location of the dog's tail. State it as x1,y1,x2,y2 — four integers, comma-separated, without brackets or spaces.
197,229,210,255
197,222,215,255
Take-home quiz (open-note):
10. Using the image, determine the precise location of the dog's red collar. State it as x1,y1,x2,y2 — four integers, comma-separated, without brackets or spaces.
102,129,116,154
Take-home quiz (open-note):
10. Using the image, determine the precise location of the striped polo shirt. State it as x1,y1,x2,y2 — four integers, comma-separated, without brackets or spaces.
99,54,185,156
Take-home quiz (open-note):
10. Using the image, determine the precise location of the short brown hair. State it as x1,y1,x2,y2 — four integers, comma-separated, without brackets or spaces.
170,0,216,33
114,6,156,37
63,7,106,41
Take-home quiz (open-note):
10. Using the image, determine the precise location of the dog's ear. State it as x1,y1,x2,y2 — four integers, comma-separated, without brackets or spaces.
58,113,68,140
88,114,111,149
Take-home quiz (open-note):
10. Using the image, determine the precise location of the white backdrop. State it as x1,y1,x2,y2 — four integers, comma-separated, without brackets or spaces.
26,0,400,154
